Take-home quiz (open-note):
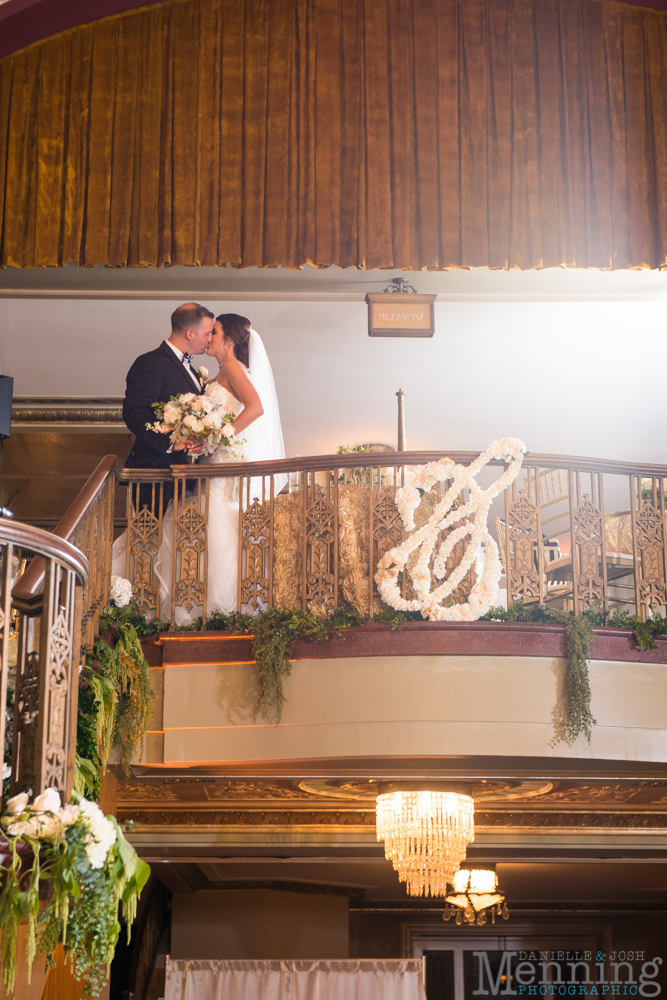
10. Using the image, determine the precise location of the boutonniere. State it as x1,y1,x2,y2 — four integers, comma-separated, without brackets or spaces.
197,366,209,382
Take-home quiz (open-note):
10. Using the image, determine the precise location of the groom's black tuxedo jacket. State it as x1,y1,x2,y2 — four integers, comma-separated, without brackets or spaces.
123,341,205,469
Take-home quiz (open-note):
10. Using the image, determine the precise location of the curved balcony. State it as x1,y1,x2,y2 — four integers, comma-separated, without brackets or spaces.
137,618,667,773
116,449,667,777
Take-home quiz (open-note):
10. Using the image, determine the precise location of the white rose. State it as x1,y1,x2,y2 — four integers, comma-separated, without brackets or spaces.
190,397,204,412
78,799,117,869
180,393,196,404
163,401,181,423
110,576,133,608
58,804,80,827
191,418,205,433
5,792,29,816
5,819,30,836
33,787,61,813
22,816,42,838
202,413,217,429
35,814,61,838
183,414,197,429
198,366,209,380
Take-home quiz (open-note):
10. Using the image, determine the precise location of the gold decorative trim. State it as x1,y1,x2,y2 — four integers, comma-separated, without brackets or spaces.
115,808,667,830
11,397,124,424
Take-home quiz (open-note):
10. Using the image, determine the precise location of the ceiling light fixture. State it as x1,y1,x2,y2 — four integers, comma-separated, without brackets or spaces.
375,788,475,897
442,867,509,925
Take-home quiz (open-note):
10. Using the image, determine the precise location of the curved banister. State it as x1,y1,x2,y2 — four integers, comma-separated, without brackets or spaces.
12,455,116,601
117,451,667,480
2,520,88,587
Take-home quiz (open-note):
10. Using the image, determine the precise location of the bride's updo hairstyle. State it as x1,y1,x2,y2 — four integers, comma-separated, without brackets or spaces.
217,313,251,369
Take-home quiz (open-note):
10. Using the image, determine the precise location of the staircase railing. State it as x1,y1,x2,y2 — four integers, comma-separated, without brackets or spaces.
7,455,117,800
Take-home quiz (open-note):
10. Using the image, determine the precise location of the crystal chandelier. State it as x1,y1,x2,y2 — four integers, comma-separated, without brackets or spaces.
443,868,509,925
375,790,475,897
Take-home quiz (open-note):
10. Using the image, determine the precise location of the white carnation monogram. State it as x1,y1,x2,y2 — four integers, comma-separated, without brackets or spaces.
375,438,526,621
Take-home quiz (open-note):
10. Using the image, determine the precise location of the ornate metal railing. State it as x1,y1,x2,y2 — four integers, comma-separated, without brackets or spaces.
118,451,667,626
1,522,88,800
8,455,116,799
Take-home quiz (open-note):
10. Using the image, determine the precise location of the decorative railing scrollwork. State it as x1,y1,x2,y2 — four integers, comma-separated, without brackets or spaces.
117,451,667,626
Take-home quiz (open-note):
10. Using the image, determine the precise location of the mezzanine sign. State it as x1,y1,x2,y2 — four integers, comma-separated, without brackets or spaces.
366,292,436,337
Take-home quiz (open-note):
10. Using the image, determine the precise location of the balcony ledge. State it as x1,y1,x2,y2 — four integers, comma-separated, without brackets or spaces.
141,621,667,667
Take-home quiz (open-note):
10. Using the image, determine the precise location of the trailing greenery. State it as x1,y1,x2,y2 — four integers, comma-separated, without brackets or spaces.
0,792,149,998
480,601,597,744
114,597,665,740
75,677,104,800
79,603,155,777
207,605,368,723
478,601,667,743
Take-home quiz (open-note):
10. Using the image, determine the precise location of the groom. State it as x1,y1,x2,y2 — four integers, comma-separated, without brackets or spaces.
123,302,214,470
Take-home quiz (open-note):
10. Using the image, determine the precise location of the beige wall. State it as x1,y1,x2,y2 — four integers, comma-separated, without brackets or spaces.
1,294,667,462
148,654,667,766
171,890,349,960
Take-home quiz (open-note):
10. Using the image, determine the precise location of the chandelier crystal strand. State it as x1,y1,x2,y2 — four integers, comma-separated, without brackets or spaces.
376,792,475,897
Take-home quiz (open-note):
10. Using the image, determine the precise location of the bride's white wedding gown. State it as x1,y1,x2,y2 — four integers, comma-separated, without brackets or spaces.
157,381,247,624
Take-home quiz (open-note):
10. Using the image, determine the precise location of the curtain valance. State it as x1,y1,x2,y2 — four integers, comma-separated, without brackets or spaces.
1,0,666,270
164,958,426,999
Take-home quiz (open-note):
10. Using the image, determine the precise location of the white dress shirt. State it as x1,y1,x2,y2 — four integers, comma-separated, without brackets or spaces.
165,340,202,390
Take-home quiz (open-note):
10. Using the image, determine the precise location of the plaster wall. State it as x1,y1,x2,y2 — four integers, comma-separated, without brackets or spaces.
1,296,665,462
170,890,350,960
150,654,667,765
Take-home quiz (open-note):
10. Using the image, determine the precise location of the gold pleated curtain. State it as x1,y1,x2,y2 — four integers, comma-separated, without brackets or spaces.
0,0,666,270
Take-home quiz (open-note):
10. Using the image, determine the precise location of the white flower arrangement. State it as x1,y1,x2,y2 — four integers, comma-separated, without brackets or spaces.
109,574,133,608
2,788,118,869
376,438,526,622
197,365,209,381
147,389,241,462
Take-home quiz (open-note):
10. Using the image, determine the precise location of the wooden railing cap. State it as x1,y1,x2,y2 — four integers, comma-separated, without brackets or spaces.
117,450,667,480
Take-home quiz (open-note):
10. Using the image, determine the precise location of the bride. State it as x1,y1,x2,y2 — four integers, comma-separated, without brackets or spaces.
157,314,285,622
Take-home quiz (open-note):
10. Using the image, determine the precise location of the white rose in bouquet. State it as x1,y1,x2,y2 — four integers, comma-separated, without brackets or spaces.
163,400,181,424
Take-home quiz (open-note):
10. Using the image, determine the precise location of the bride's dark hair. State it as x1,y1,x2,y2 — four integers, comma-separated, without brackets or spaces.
217,313,251,369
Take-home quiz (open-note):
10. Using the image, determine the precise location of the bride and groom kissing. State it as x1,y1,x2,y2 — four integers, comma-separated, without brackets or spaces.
120,302,285,620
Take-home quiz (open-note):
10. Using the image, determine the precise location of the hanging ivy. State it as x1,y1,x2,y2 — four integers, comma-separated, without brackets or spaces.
122,599,663,738
480,602,596,744
79,604,155,777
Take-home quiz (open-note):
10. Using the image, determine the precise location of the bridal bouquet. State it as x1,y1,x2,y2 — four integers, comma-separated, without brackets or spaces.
147,392,241,463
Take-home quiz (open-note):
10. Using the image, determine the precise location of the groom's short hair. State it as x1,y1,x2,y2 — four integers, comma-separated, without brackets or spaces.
171,302,214,333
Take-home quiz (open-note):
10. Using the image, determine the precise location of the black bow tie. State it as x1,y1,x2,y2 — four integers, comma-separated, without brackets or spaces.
182,353,193,365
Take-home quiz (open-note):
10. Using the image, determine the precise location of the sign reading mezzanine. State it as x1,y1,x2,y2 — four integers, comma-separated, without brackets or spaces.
366,292,436,337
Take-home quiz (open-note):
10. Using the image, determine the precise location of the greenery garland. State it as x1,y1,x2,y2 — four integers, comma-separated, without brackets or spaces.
120,599,665,736
479,602,596,744
80,604,155,777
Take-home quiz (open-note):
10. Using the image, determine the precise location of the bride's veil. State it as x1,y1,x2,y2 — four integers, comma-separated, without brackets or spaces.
244,329,287,497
